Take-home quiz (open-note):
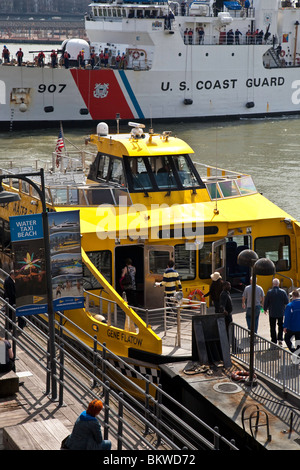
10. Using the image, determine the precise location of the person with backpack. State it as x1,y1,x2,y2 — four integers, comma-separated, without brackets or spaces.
120,258,137,306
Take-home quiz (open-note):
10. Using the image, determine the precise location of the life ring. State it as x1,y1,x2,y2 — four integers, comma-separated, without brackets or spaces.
132,50,140,60
231,370,256,382
280,50,285,57
188,288,205,308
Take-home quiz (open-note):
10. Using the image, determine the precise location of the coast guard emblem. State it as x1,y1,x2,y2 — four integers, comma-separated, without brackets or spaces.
93,83,109,99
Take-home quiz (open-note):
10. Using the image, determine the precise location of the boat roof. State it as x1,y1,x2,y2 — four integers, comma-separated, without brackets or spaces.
89,131,195,158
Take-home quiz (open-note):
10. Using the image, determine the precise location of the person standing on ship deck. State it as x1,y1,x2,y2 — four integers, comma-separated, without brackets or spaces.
63,51,70,69
235,29,242,45
16,48,23,66
121,258,137,307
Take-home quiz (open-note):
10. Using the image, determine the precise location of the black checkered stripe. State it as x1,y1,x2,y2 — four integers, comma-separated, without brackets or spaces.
108,359,160,384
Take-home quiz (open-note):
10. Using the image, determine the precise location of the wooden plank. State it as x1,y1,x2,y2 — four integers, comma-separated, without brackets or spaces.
3,424,43,450
3,419,70,450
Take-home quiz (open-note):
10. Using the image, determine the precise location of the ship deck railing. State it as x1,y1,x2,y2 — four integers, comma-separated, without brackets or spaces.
0,297,239,450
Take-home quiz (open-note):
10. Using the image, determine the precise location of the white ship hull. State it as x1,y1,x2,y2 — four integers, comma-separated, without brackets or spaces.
1,0,300,125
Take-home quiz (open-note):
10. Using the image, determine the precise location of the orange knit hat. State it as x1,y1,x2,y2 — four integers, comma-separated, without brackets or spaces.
86,399,103,417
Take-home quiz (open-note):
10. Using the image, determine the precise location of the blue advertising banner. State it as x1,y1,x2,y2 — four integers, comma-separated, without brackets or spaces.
48,210,84,312
10,210,84,316
10,214,48,317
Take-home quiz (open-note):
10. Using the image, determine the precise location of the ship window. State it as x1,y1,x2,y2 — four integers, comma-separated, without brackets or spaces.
149,250,170,274
175,244,196,280
83,250,112,289
254,235,291,271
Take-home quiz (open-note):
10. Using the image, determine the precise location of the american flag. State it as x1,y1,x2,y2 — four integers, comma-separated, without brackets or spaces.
55,129,64,154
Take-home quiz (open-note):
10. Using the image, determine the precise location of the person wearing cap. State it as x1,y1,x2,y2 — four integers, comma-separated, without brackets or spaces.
62,399,111,450
204,272,223,313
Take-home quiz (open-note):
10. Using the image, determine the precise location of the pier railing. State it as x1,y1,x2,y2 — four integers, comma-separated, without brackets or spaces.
231,323,300,399
0,298,238,450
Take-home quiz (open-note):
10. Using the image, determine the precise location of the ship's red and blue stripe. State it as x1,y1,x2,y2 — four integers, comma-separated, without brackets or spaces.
70,69,144,120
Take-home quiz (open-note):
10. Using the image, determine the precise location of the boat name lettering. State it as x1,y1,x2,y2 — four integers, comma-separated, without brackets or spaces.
38,84,67,94
246,77,285,88
107,328,142,346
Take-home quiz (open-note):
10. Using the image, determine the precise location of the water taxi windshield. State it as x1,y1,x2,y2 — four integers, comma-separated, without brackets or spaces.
124,154,205,193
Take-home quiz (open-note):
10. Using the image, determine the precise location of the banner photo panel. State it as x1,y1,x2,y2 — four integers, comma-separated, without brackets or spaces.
48,210,84,312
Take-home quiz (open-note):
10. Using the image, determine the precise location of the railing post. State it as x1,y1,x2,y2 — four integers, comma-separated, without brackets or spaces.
92,335,98,388
118,392,124,450
59,343,65,406
155,384,162,448
103,380,110,441
176,305,181,348
214,426,220,450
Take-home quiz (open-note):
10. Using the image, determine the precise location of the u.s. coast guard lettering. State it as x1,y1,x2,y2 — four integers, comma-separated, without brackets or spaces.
161,76,285,91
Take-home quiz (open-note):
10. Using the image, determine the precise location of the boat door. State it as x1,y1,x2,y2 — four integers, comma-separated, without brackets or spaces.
211,238,226,279
144,245,174,309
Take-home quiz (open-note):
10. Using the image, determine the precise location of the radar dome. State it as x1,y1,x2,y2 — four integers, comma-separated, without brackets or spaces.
64,39,90,60
97,122,109,136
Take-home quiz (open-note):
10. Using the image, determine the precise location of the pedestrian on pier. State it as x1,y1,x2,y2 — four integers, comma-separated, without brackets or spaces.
62,399,111,450
0,337,15,373
242,277,264,334
283,289,300,354
264,278,289,346
204,272,223,313
4,270,26,330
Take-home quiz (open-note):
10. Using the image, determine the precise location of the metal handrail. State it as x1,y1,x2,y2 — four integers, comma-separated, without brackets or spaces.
0,299,238,450
231,323,300,399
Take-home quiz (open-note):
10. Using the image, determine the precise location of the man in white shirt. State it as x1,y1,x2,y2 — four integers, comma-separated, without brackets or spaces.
242,277,264,334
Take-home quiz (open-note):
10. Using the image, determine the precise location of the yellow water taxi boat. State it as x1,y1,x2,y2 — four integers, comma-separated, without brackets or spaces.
0,121,299,391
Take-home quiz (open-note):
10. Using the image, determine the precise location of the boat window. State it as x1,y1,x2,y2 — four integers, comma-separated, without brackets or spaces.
175,244,196,281
149,250,170,274
97,155,110,180
129,157,154,191
236,176,257,195
255,235,291,271
83,250,112,289
110,158,125,185
125,154,204,193
153,157,177,189
199,242,213,279
206,182,222,200
218,180,239,198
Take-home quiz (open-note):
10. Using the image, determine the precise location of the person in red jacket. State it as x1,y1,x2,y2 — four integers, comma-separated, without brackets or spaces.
16,48,23,66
